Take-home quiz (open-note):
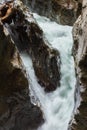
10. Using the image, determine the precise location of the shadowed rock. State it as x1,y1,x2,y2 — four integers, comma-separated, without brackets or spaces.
0,2,44,129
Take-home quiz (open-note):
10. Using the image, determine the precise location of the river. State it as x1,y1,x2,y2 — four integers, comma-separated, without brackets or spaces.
21,13,76,130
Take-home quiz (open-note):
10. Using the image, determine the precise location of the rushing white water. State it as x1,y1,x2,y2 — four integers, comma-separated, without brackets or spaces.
21,14,76,130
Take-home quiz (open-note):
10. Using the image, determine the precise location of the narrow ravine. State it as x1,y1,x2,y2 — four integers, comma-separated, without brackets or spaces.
21,13,76,130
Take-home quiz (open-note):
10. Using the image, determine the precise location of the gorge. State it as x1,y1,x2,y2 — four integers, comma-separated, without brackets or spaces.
0,0,87,130
21,13,76,130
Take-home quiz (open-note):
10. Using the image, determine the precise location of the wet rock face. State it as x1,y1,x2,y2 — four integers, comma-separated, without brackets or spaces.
22,0,82,25
71,1,87,130
26,23,60,92
0,2,44,130
0,0,60,92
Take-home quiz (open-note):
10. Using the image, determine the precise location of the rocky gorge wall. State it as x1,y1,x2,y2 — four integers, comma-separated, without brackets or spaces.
0,23,43,130
21,0,82,25
70,0,87,130
1,0,87,130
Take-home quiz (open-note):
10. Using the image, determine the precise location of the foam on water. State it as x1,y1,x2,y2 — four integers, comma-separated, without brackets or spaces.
21,13,76,130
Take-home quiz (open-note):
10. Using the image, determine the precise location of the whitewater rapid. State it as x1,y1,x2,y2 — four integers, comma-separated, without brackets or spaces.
21,14,76,130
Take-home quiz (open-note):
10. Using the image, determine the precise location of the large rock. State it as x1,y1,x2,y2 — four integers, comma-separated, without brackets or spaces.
0,0,60,92
70,0,87,130
21,0,82,25
0,2,43,130
25,23,60,92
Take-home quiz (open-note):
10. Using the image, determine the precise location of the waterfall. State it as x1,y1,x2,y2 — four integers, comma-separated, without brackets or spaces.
20,13,76,130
